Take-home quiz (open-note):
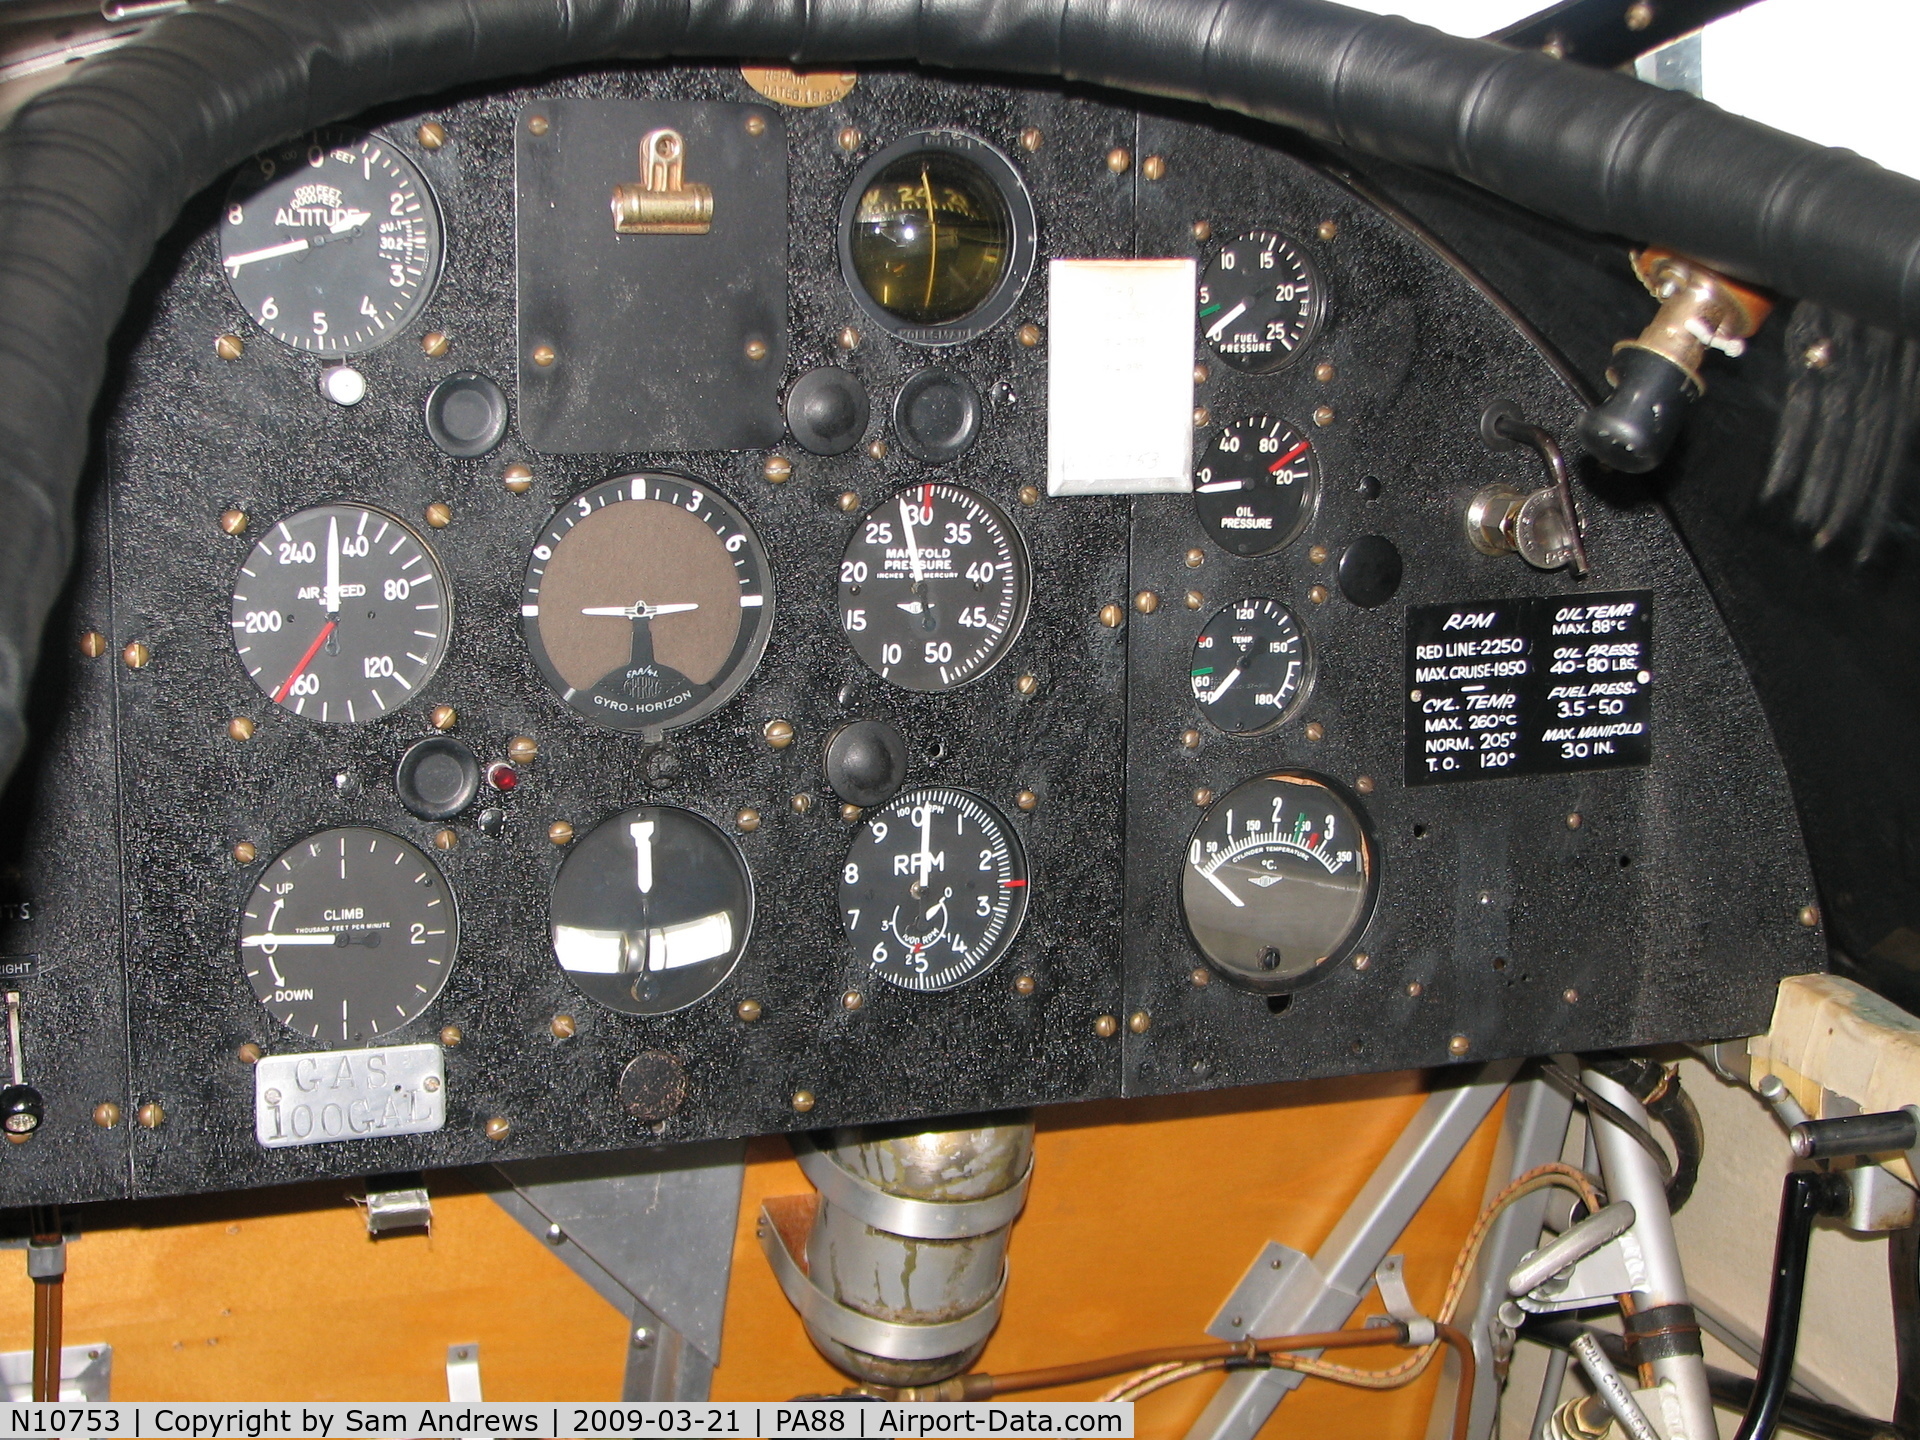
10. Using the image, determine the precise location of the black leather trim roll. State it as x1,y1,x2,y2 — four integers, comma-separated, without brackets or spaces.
6,0,1920,782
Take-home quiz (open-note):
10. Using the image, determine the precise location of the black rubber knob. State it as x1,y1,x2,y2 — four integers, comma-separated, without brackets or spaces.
823,719,910,807
785,367,870,455
1578,346,1699,475
395,736,481,820
0,1083,44,1136
1338,535,1404,609
424,372,510,459
1790,1108,1918,1161
893,368,981,463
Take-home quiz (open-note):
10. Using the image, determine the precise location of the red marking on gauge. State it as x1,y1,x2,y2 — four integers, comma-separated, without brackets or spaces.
272,620,335,703
1000,879,1027,887
1269,440,1311,472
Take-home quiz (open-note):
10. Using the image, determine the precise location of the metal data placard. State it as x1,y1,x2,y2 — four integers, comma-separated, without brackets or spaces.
254,1043,446,1148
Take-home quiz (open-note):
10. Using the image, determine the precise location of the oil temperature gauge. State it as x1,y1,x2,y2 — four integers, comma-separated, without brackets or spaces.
1191,598,1314,735
1181,773,1376,991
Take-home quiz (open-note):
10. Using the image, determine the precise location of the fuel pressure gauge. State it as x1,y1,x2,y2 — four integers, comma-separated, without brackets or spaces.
1198,231,1326,373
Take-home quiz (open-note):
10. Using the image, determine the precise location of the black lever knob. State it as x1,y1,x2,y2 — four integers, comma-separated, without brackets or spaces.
1578,345,1700,475
1789,1107,1918,1161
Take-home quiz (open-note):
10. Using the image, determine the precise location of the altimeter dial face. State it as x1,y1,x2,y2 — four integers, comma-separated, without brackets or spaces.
221,129,442,354
239,827,458,1044
838,483,1030,692
840,787,1030,991
1190,598,1314,735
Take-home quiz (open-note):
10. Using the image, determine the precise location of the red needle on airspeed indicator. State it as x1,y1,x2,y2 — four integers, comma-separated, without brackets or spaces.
273,619,335,703
1269,439,1311,472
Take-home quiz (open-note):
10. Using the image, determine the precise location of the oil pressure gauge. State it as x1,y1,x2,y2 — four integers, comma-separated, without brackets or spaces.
1194,417,1319,557
1198,231,1326,373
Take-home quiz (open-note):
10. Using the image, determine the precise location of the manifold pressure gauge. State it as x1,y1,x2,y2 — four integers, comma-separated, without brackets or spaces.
1198,231,1326,374
1181,773,1376,991
231,503,451,723
1190,598,1314,735
840,787,1030,991
838,482,1030,692
1194,417,1320,557
549,806,753,1016
239,827,458,1044
522,474,775,734
221,128,443,354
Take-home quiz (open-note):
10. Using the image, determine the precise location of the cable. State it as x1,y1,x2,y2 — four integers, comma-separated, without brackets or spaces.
1543,1061,1675,1191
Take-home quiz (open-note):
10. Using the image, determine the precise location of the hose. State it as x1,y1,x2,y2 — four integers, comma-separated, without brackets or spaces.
7,0,1920,784
1578,1057,1705,1212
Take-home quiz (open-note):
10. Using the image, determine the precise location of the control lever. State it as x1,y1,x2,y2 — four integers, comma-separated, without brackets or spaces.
0,991,44,1140
1467,401,1590,576
1507,1201,1638,1300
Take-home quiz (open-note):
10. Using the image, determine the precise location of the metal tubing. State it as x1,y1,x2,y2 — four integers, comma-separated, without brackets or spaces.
1582,1066,1717,1440
1570,1331,1661,1440
1529,1347,1570,1440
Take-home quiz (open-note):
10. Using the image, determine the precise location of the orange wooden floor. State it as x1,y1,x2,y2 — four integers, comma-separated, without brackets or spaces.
0,1071,1500,1439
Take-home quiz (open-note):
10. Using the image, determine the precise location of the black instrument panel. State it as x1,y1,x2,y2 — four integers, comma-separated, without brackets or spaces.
0,67,1820,1204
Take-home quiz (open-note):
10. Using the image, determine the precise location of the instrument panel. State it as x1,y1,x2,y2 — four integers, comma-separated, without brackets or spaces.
0,67,1821,1204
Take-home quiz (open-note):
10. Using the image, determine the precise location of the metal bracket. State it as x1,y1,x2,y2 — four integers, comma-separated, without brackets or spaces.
1368,1255,1435,1347
0,1346,110,1403
445,1344,481,1402
364,1173,432,1236
1513,1230,1645,1313
792,1135,1032,1240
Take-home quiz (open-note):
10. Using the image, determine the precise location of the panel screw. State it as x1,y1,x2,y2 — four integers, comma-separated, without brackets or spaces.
841,990,863,1011
1563,988,1580,1004
737,999,763,1022
122,640,150,669
548,820,574,846
1099,603,1124,629
421,330,450,358
1179,552,1205,575
528,115,549,136
1798,904,1820,928
551,1015,575,1039
1128,1010,1152,1034
837,327,861,351
79,631,107,659
1193,787,1214,807
232,841,256,865
1179,729,1202,751
1803,339,1833,370
423,1076,441,1092
1011,322,1043,349
737,808,762,832
418,121,446,151
745,338,770,362
745,113,768,137
1190,968,1210,987
632,1327,653,1347
1193,406,1211,428
1317,220,1338,241
1314,361,1336,383
507,735,538,764
137,1103,164,1129
1018,485,1041,507
1134,590,1160,615
1305,722,1325,741
532,344,556,367
1094,1014,1119,1038
1015,673,1039,697
1308,585,1330,605
837,127,862,152
1566,813,1582,829
440,1025,462,1047
236,1043,261,1065
791,793,813,814
214,332,245,361
425,502,452,529
430,704,457,731
1192,220,1212,242
228,717,255,742
1019,127,1044,152
1449,1035,1471,1056
432,829,457,851
764,718,795,748
1141,155,1166,181
1016,790,1038,811
503,463,534,493
840,803,863,823
837,490,861,513
1407,981,1424,997
92,1103,120,1129
1193,363,1210,385
792,1090,816,1112
1013,975,1036,996
485,1116,510,1141
220,509,249,535
1307,544,1329,565
1313,404,1335,427
1624,1,1653,29
1106,147,1131,174
866,439,888,461
545,1223,565,1245
1356,775,1374,794
1352,952,1371,971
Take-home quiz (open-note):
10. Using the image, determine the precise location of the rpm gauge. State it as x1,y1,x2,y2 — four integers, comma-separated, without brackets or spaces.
222,128,442,354
522,474,775,734
1181,773,1376,991
239,827,458,1044
840,787,1030,991
1194,417,1320,557
230,504,451,724
1191,598,1314,735
838,483,1030,692
1198,231,1327,374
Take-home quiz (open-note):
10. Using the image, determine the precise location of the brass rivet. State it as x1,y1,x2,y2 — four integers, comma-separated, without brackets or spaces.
1018,485,1041,507
232,841,256,865
137,1102,164,1130
122,640,150,669
1013,975,1036,996
837,490,861,513
418,121,447,151
1304,722,1325,742
866,439,888,461
1179,729,1201,750
219,509,249,536
548,820,575,846
764,718,795,749
841,990,863,1011
745,113,768,137
840,803,863,823
1134,590,1160,615
507,735,538,764
421,330,450,358
485,1116,510,1141
432,829,457,851
1563,988,1580,1004
441,1025,462,1046
503,463,534,493
227,717,255,742
1317,220,1338,242
1184,590,1203,610
737,808,762,833
1015,673,1039,697
532,344,556,367
1019,127,1044,153
792,1089,816,1112
79,631,107,659
1016,789,1038,811
528,115,549,136
1314,361,1336,383
1407,981,1423,998
236,1043,262,1065
1307,545,1329,565
1193,363,1210,386
1193,787,1214,807
1803,340,1833,370
1449,1034,1471,1056
1308,585,1330,606
1352,952,1371,971
1016,323,1042,348
837,326,861,351
1190,968,1210,987
425,501,452,529
551,1015,576,1039
1141,155,1166,181
1185,548,1206,568
1193,406,1211,428
92,1102,120,1129
429,704,457,731
1106,147,1131,174
1191,220,1212,242
1624,0,1653,29
1313,404,1335,427
837,127,862,152
790,793,813,814
1566,813,1583,830
1094,1015,1119,1038
1099,602,1124,629
1356,775,1374,794
1798,905,1821,928
737,999,763,1023
1128,1010,1151,1034
745,338,769,362
215,333,245,361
